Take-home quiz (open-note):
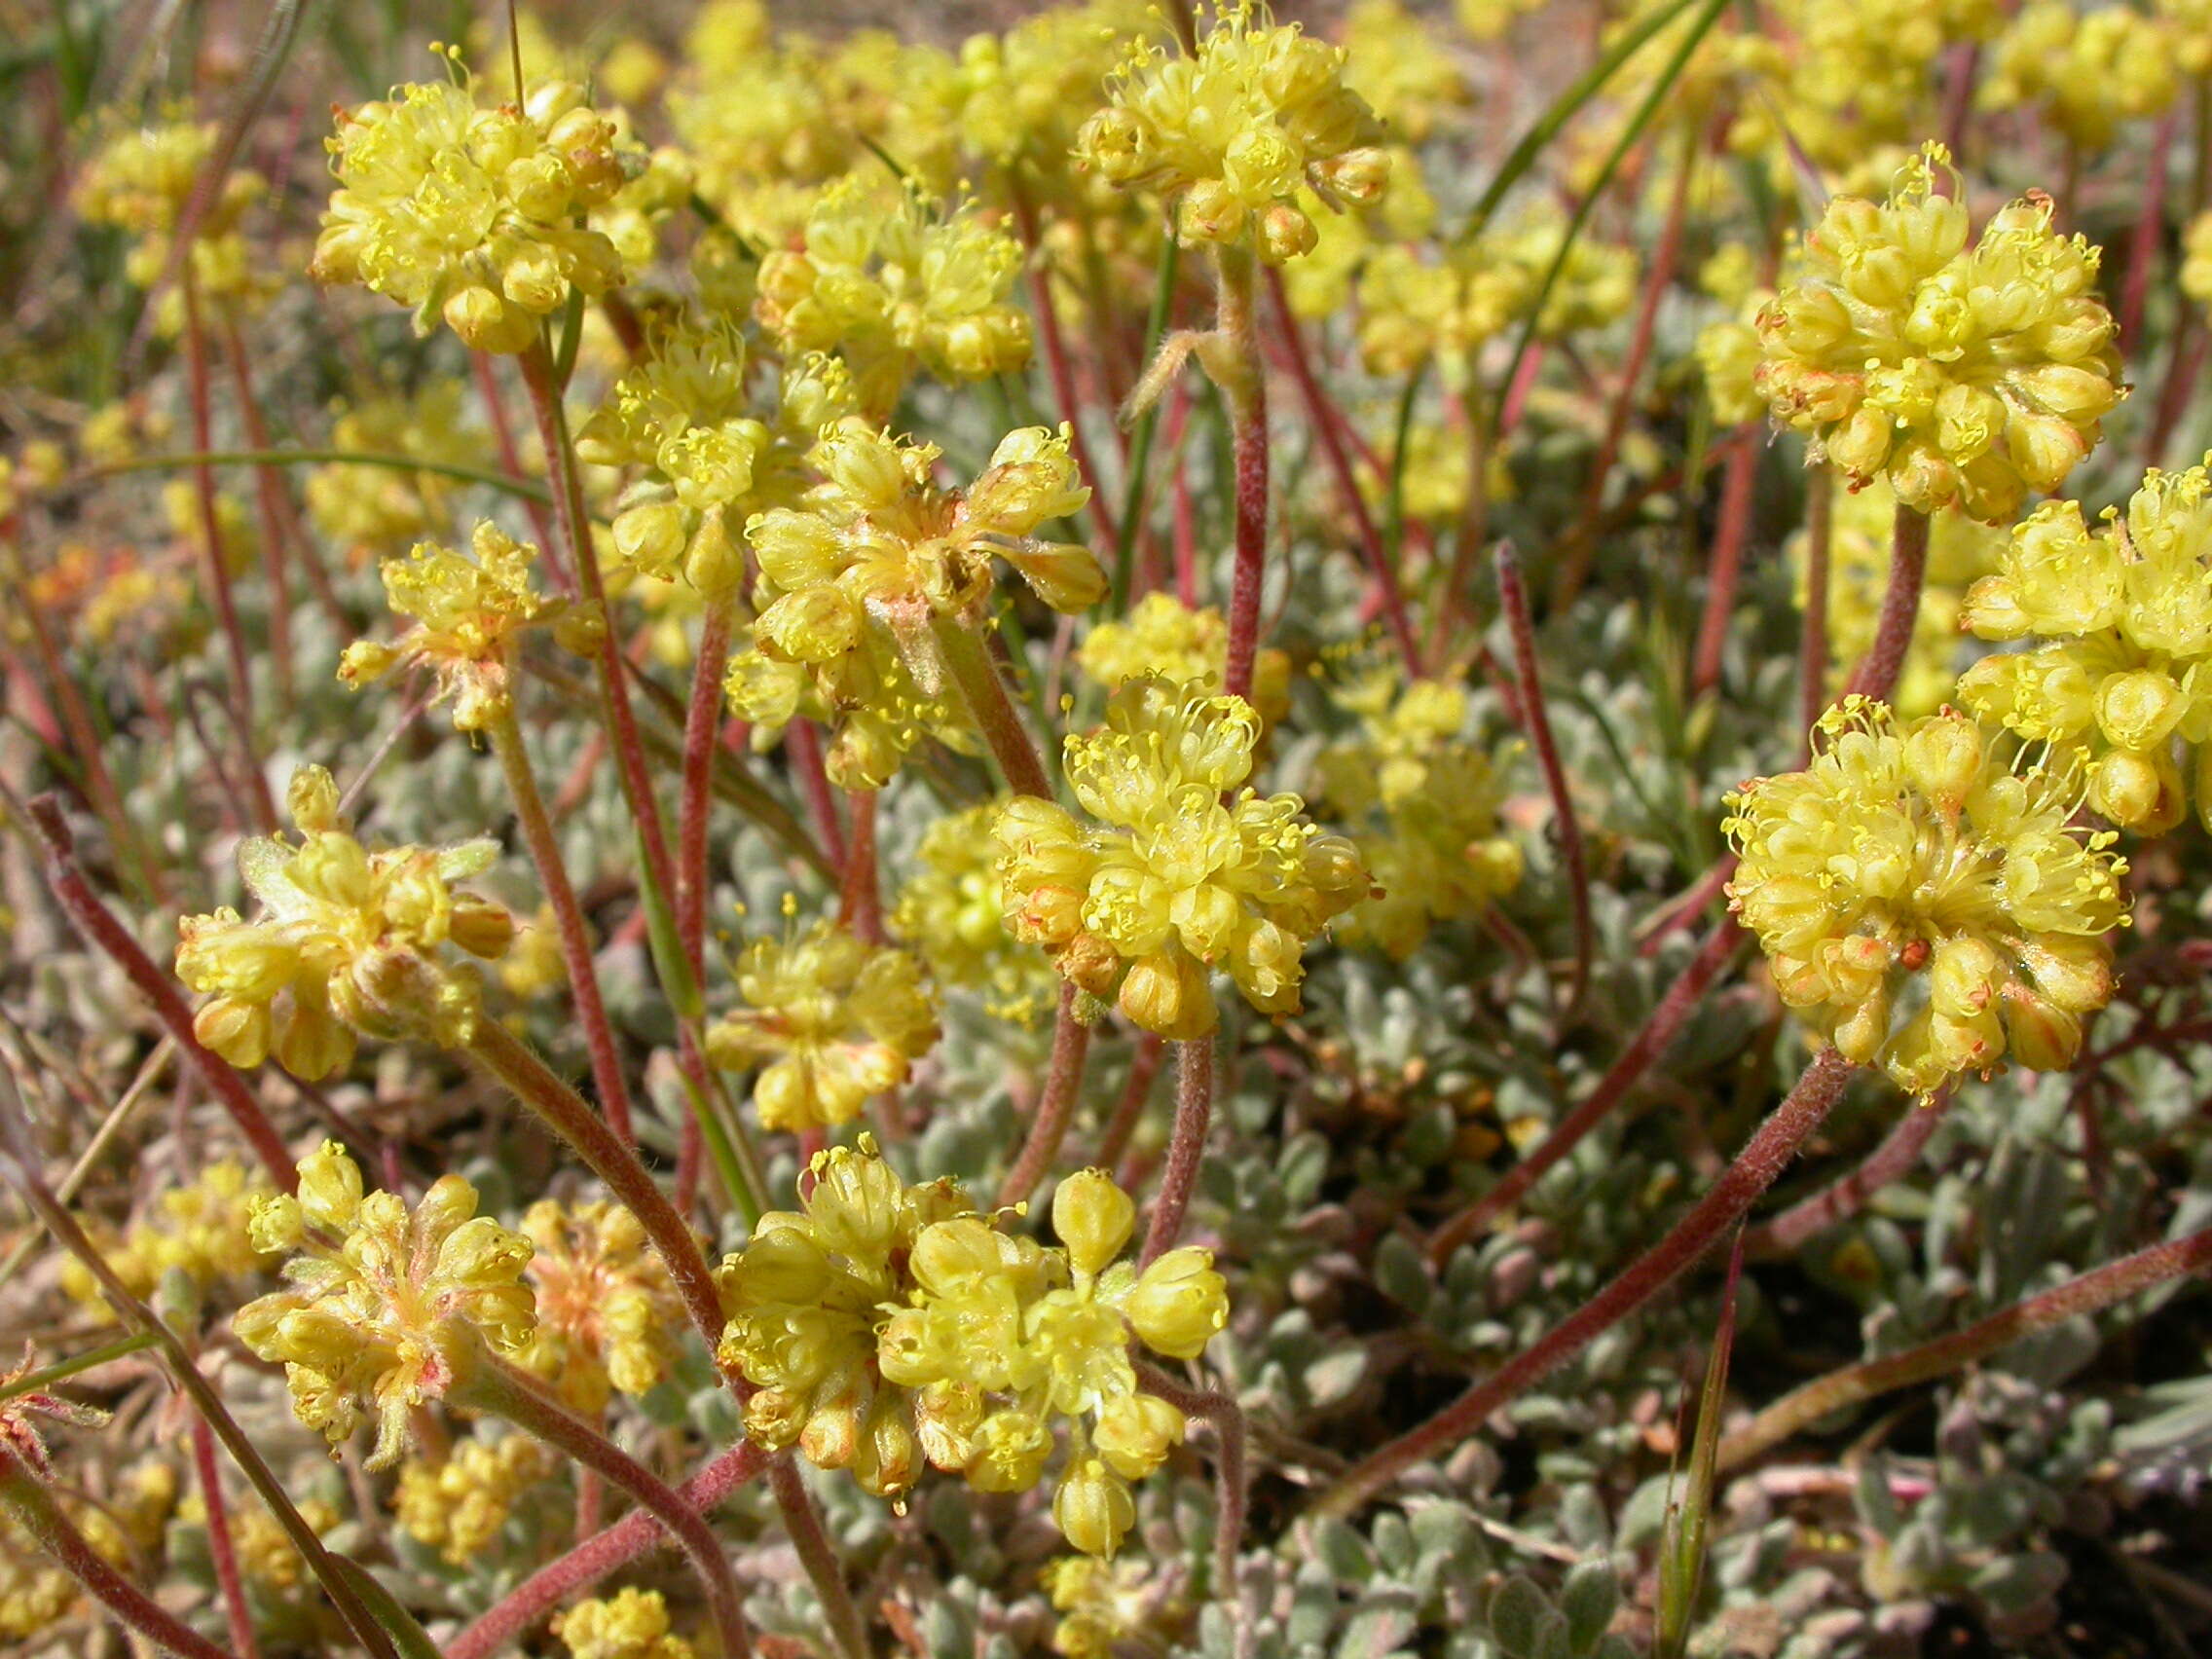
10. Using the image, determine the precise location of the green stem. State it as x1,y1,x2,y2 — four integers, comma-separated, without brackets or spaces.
932,614,1054,798
0,1332,159,1401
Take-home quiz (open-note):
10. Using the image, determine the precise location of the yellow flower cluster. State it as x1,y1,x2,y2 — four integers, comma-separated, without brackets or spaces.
1979,1,2176,155
718,1145,1227,1555
339,521,574,731
1044,1555,1167,1659
1077,2,1390,264
59,1162,276,1314
892,803,1061,1023
1958,461,2212,833
76,116,273,316
394,1432,550,1565
1340,0,1471,143
705,921,939,1132
1077,592,1290,719
519,1198,686,1413
555,1586,697,1659
313,68,637,352
177,767,515,1077
993,677,1370,1039
1315,678,1522,959
304,387,491,566
756,181,1034,415
236,1143,537,1465
1724,699,2127,1095
1793,476,2006,718
1755,145,2121,522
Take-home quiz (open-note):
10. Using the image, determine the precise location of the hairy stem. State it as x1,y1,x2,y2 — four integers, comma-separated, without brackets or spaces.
1689,438,1758,698
192,1416,263,1659
0,1454,232,1659
1719,1222,2212,1470
679,602,736,971
486,708,639,1148
463,1357,750,1659
933,613,1054,798
771,1456,870,1659
24,796,294,1189
1137,1359,1247,1598
1213,246,1270,701
1319,1049,1858,1518
996,984,1097,1208
1845,502,1929,706
1496,543,1594,1022
1746,1086,1953,1259
1141,1036,1216,1267
1795,465,1833,744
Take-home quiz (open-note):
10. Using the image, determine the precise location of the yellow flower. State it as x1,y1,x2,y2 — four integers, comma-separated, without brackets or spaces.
1044,1555,1170,1659
58,1162,278,1317
175,767,516,1078
393,1432,550,1565
724,618,966,792
313,67,636,352
76,115,275,317
1077,592,1291,720
993,677,1371,1039
1341,0,1471,142
1314,677,1522,959
1723,699,2127,1095
338,521,571,730
1754,144,2122,522
235,1142,537,1466
1959,461,2212,832
1077,0,1390,264
715,1138,973,1500
1979,1,2177,154
518,1198,685,1414
755,180,1033,414
555,1586,698,1659
705,922,939,1132
891,802,1061,1023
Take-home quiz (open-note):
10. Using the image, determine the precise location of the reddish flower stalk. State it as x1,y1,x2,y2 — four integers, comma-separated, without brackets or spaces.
1719,1220,2212,1470
1845,502,1930,705
1136,1359,1247,1598
996,983,1097,1207
1013,186,1120,552
0,1451,232,1659
191,1415,263,1659
1689,438,1760,697
785,718,849,869
1098,1033,1165,1173
1263,268,1421,673
179,267,277,832
1214,247,1271,701
487,709,640,1148
1558,131,1698,610
1428,917,1745,1268
679,603,736,967
2120,109,2180,352
933,615,1055,800
1795,465,1833,744
472,350,562,562
837,789,883,945
770,1456,870,1659
1316,1048,1858,1519
25,795,294,1189
1140,1035,1215,1268
1495,543,1595,1021
517,339,677,906
446,1441,770,1659
2148,320,2209,466
1746,1086,1954,1258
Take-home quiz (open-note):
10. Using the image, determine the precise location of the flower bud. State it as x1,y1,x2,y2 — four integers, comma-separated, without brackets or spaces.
1053,1457,1135,1557
2095,669,2184,752
1051,1170,1135,1279
1092,1392,1185,1480
1118,950,1214,1040
612,499,687,576
1124,1246,1229,1359
1902,713,1985,812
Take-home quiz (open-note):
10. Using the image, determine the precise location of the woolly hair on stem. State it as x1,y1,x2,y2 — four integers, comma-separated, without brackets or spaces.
1315,1047,1858,1519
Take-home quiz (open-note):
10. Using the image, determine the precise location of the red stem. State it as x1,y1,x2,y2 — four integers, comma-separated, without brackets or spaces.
1139,1036,1215,1267
1795,467,1832,744
1263,268,1420,673
1135,1359,1247,1597
1495,543,1595,1020
25,796,295,1189
1428,917,1743,1266
1746,1087,1954,1258
837,789,883,944
473,350,562,568
1013,187,1120,552
1216,251,1270,702
2120,109,2180,353
191,1416,262,1659
996,983,1096,1207
446,1441,770,1659
1318,1048,1858,1519
786,719,848,869
1844,502,1930,706
679,604,735,969
1689,438,1759,696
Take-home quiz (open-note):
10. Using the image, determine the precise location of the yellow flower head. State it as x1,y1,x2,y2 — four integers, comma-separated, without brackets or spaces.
1341,0,1472,143
1045,1554,1169,1659
716,1138,974,1499
393,1432,550,1565
235,1142,536,1466
76,115,273,313
1958,460,2212,833
1077,592,1291,720
176,768,516,1078
313,65,637,352
1077,1,1390,264
518,1198,685,1414
705,921,940,1132
724,617,966,793
58,1162,278,1315
1979,1,2177,154
891,802,1061,1024
555,1586,698,1659
993,677,1371,1039
756,180,1033,414
747,419,1101,662
304,387,491,565
339,521,570,730
1723,699,2127,1095
1755,144,2122,521
1314,677,1522,959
